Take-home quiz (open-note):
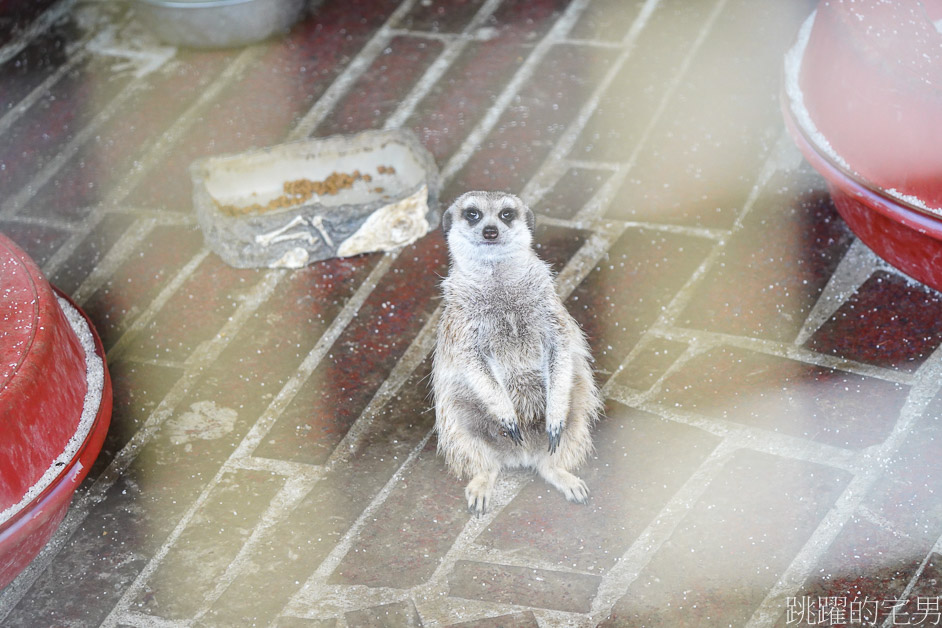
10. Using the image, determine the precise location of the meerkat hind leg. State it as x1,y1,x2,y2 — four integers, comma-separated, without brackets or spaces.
465,469,499,516
537,458,589,504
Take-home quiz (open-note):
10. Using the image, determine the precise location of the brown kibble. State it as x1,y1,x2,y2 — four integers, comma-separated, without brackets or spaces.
216,169,372,216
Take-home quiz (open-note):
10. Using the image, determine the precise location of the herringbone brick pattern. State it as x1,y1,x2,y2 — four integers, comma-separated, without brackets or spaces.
2,1,941,626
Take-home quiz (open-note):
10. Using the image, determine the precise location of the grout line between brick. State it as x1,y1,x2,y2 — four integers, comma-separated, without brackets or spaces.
519,0,662,207
794,237,882,346
70,217,159,305
437,0,594,186
104,248,212,364
287,0,423,141
0,78,144,218
745,343,942,627
570,0,729,224
0,0,75,66
585,440,736,625
652,325,916,387
382,0,505,131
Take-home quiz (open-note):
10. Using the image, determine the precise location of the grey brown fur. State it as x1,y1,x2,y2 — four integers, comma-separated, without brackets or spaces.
432,191,602,515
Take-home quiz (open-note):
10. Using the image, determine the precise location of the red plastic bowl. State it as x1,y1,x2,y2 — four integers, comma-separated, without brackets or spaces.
783,1,942,291
0,234,112,590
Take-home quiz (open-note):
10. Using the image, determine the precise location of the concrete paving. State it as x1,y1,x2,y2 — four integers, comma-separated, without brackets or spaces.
1,0,941,626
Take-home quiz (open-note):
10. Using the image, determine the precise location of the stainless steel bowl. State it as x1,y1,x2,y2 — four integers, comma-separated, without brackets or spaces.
134,0,306,49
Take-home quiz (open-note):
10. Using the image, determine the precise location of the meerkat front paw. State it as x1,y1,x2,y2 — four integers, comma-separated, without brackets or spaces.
546,422,562,454
465,472,497,516
502,418,523,446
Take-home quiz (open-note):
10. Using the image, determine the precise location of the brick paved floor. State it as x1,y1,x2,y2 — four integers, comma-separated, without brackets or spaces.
2,0,941,626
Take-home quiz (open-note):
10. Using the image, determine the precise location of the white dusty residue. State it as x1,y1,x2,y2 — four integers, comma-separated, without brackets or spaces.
783,11,851,172
784,10,939,216
165,401,237,447
75,2,176,79
0,297,105,527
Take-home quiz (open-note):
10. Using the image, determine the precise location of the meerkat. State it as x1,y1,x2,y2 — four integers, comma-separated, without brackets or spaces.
432,190,602,515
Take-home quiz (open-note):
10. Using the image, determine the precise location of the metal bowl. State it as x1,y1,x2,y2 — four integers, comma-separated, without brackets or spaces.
133,0,305,49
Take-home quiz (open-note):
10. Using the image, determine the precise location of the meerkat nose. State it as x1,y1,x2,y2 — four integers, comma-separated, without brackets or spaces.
482,225,499,240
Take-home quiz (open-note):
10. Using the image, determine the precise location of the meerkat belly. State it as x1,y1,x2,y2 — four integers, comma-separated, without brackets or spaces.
481,311,547,426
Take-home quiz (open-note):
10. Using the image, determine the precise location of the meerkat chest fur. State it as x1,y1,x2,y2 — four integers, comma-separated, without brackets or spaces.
444,259,558,422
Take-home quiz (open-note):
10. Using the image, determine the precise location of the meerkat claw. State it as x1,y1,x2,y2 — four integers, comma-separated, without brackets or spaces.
506,421,523,446
547,425,561,454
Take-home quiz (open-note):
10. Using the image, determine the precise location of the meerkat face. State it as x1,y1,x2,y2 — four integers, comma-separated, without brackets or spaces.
442,191,536,261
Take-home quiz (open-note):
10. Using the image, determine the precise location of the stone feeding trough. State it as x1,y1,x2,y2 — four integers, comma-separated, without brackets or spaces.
190,129,441,269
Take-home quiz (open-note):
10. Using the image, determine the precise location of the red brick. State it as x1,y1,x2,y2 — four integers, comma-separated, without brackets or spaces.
782,517,925,624
678,163,853,343
571,0,723,162
48,213,136,295
602,451,850,626
806,271,942,373
328,435,466,588
0,219,70,267
0,18,77,110
184,255,379,421
399,0,488,33
656,345,908,449
602,0,814,228
0,0,58,46
407,39,527,164
3,473,151,626
610,337,688,392
568,0,643,41
315,36,443,137
0,56,132,203
123,253,263,363
537,167,612,220
202,359,436,626
447,43,615,198
483,0,572,43
780,405,942,623
90,359,183,478
30,51,233,219
447,612,540,628
82,224,205,350
252,233,446,465
346,601,422,627
565,227,712,373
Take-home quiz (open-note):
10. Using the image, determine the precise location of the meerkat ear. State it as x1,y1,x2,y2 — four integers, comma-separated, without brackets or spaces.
442,207,453,237
524,206,535,235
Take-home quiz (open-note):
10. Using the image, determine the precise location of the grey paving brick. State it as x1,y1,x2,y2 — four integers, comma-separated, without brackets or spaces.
346,600,423,627
447,560,601,614
476,403,721,573
600,450,851,627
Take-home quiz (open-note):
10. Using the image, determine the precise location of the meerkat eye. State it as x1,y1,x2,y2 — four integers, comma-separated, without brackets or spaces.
463,207,482,223
499,208,516,223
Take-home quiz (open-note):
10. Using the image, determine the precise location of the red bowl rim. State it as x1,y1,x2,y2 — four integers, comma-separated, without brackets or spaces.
0,289,112,539
781,85,942,240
